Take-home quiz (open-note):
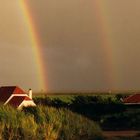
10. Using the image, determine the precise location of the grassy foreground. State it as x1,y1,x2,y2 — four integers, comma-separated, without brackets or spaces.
0,105,103,140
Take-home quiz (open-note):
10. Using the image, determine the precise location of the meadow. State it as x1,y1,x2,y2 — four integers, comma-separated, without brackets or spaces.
0,105,103,140
34,93,140,139
0,93,140,140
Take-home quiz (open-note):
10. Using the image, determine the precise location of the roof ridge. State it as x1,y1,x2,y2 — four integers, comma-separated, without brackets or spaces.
124,94,137,100
123,94,140,103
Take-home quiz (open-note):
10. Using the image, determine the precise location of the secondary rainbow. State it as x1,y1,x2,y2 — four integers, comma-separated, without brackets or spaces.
93,1,116,90
19,0,48,91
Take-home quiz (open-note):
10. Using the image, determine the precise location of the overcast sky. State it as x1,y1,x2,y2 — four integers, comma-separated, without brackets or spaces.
0,0,140,92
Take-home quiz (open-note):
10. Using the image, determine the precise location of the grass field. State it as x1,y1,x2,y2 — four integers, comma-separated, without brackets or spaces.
33,94,140,128
34,90,134,102
1,93,139,140
32,93,140,139
0,105,103,140
34,93,120,103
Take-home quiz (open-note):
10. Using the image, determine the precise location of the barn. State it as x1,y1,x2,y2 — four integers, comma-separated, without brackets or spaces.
0,86,36,109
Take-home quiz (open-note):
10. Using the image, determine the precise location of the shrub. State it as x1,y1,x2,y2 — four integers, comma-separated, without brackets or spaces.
101,109,140,130
69,96,126,121
34,96,52,106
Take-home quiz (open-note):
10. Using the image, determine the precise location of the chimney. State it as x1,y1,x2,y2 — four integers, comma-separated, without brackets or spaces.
28,89,32,99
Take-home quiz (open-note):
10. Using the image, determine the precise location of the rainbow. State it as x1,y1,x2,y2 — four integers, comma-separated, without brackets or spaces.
93,1,116,90
18,0,116,91
19,0,48,91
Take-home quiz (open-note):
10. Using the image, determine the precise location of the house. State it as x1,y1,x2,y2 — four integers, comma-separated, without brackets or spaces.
0,86,36,109
122,94,140,104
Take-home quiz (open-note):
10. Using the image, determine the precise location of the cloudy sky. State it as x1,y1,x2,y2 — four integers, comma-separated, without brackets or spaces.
0,0,140,92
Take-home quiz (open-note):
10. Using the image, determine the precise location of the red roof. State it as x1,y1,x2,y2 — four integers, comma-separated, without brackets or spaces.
0,86,25,103
123,94,140,104
8,96,31,107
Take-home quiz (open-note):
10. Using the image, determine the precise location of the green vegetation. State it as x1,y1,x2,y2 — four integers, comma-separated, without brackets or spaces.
0,93,140,140
0,105,103,140
34,94,140,130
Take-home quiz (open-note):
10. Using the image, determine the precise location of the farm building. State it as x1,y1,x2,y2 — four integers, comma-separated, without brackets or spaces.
0,86,36,109
122,94,140,104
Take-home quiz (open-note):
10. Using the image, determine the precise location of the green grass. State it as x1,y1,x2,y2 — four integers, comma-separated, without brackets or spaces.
0,105,103,140
34,94,118,104
48,95,74,103
33,94,140,131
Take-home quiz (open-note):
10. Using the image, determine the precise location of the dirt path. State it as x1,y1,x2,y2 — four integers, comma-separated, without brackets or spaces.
103,131,140,137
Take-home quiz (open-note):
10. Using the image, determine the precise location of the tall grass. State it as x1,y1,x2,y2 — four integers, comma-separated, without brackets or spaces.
0,105,103,140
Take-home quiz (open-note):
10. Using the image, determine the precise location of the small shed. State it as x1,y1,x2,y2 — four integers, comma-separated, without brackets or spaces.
0,86,36,109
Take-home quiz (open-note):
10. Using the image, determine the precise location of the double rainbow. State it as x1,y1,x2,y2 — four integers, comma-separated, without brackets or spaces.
19,0,115,91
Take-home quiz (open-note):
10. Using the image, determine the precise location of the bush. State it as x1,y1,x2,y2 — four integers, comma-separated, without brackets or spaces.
69,96,126,121
34,96,52,106
101,109,140,130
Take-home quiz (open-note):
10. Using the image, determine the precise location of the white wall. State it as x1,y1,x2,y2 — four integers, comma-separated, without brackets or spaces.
18,100,36,110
